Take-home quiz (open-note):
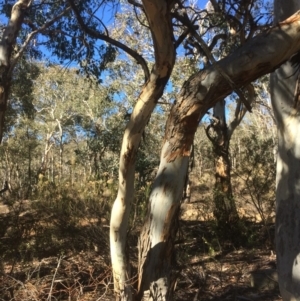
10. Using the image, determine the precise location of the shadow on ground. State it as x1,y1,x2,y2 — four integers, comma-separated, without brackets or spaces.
0,201,280,301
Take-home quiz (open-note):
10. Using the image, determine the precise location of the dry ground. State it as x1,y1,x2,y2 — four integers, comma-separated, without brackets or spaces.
0,176,280,300
175,220,279,301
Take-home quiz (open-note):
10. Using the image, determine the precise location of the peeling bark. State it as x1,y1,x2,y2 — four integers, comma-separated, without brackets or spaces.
137,11,300,301
109,1,176,300
138,142,189,301
164,10,300,161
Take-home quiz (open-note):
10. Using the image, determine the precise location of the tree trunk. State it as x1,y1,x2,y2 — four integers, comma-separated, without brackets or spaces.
38,133,53,179
0,0,32,142
137,142,189,301
271,1,300,300
56,119,64,181
27,141,32,197
109,1,176,300
214,151,237,224
206,100,239,227
208,84,254,230
137,11,300,300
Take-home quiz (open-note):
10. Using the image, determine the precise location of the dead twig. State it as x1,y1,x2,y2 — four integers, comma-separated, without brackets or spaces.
47,255,64,301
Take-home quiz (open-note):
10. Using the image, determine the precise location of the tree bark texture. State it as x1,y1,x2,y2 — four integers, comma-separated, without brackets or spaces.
164,10,300,164
137,11,300,301
0,0,32,142
109,1,176,300
138,142,189,300
272,1,300,300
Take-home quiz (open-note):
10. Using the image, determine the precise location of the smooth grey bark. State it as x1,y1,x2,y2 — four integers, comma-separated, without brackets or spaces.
138,142,189,300
271,1,300,300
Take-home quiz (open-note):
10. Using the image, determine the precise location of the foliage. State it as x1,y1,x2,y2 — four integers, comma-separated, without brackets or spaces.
0,0,282,299
235,131,276,223
4,60,40,136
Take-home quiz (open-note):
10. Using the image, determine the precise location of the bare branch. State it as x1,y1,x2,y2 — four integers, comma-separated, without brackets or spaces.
174,27,191,49
228,84,255,138
47,256,64,301
208,33,227,51
128,0,143,9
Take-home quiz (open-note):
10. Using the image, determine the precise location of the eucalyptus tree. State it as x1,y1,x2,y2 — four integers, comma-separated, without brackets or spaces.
32,64,114,180
271,0,300,299
188,0,271,229
64,1,182,299
0,0,74,142
71,1,300,299
108,3,175,298
2,1,300,301
136,6,300,301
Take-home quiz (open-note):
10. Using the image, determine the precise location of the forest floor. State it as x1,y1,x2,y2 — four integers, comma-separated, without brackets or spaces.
174,219,280,301
0,178,281,300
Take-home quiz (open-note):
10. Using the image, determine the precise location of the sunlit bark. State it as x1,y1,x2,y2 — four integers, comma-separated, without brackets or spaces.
138,141,189,301
137,11,300,301
109,1,176,300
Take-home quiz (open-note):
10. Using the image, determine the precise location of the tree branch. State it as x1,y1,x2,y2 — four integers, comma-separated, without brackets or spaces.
227,84,255,138
10,6,71,74
165,10,300,161
174,11,253,112
67,0,150,82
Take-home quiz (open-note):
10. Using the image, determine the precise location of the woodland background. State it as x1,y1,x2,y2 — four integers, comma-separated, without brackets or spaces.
0,0,283,300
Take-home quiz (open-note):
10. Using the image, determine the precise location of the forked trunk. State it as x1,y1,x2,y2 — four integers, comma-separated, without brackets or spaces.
206,100,239,226
271,1,300,299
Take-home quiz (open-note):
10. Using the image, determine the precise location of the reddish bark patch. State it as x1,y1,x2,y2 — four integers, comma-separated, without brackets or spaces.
123,146,135,166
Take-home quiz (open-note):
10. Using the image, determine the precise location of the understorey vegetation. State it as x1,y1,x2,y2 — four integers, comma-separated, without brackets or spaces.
0,0,298,300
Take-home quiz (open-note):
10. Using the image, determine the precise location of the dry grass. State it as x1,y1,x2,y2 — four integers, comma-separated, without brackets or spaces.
0,173,280,301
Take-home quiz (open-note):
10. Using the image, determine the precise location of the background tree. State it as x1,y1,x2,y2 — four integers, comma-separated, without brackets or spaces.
191,0,270,230
2,1,300,300
0,0,72,141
